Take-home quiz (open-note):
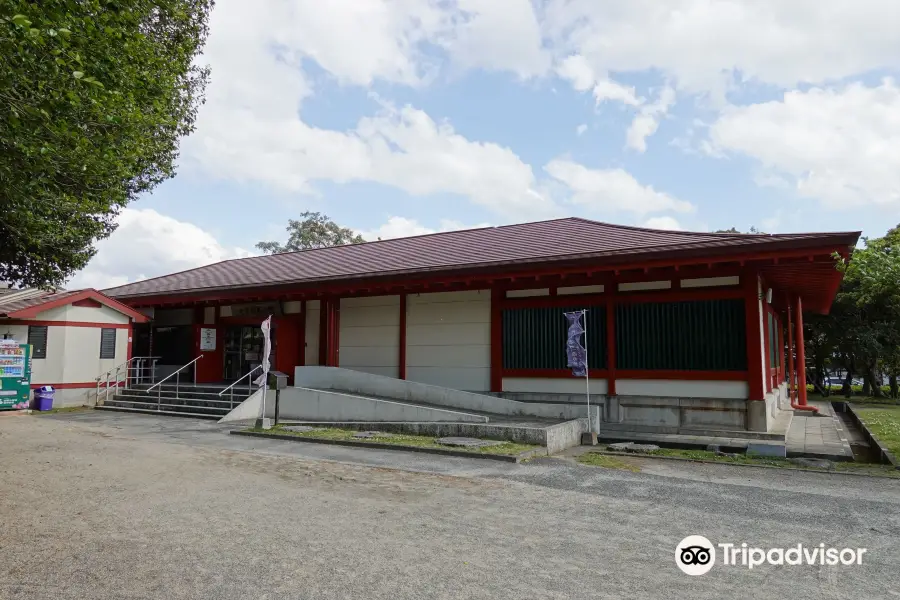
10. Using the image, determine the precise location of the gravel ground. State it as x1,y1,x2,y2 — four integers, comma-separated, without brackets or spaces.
1,411,898,600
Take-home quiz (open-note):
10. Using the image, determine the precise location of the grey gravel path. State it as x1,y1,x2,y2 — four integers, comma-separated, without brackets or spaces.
0,411,897,600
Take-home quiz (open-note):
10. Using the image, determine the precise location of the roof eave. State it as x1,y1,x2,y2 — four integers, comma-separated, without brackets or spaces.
106,234,859,302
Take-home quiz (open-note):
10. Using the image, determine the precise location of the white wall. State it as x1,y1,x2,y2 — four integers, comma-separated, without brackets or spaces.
339,295,400,377
2,320,128,388
406,290,491,391
40,304,130,324
62,326,128,382
619,280,671,292
502,377,608,395
557,284,605,295
616,379,749,399
680,276,740,288
506,288,550,298
305,300,320,366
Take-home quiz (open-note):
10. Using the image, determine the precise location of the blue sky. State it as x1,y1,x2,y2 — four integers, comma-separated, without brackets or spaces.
71,0,900,289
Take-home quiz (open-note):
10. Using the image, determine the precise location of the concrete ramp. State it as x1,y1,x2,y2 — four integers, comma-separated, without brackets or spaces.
294,366,599,424
220,386,489,424
218,389,264,424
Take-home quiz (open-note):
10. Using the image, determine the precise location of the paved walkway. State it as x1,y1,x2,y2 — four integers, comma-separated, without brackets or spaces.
786,401,855,460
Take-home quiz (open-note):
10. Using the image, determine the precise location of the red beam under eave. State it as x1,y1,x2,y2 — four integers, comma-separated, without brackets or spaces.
499,287,744,310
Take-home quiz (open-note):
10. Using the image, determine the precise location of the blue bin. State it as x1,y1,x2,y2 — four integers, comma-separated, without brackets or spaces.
33,386,54,411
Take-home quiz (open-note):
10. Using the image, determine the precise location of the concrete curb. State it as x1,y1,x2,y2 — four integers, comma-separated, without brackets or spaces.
231,430,546,463
843,403,900,469
581,450,900,479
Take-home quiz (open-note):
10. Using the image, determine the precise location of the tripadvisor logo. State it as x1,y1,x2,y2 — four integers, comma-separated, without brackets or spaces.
676,536,867,575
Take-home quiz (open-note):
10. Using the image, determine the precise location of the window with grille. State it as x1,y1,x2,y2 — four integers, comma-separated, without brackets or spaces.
502,306,607,370
28,325,48,359
100,328,117,359
616,299,747,371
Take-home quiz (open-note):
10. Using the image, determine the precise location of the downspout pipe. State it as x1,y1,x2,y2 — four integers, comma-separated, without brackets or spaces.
787,297,819,414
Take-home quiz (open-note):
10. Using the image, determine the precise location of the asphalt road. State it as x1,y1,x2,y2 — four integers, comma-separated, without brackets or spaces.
1,411,898,600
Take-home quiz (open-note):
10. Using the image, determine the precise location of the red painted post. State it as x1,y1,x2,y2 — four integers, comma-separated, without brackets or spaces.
795,295,808,406
743,272,765,401
318,299,328,366
606,284,617,397
398,293,407,380
298,300,307,367
786,301,795,403
490,287,503,393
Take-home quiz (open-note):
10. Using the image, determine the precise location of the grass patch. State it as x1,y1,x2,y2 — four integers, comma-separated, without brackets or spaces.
34,406,90,415
580,447,900,477
646,448,791,467
854,406,900,458
246,426,540,456
809,393,900,407
576,453,641,472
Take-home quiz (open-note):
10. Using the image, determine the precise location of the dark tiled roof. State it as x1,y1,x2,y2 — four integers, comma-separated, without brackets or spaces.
0,289,76,316
103,217,860,299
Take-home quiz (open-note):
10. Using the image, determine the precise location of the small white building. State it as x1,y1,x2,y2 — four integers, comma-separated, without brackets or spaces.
0,288,149,407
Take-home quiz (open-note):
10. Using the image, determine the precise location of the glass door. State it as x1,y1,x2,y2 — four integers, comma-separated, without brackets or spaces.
223,327,243,381
222,325,276,381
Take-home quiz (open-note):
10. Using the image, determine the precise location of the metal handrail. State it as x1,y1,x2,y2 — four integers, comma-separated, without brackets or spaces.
218,365,263,410
147,355,203,409
95,356,159,405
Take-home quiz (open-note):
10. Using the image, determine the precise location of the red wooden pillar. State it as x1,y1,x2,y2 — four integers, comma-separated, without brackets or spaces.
744,272,765,400
606,284,617,396
490,287,503,392
786,301,796,403
762,306,771,393
318,300,327,366
398,293,407,380
298,300,307,367
318,298,340,367
273,316,301,383
795,295,808,406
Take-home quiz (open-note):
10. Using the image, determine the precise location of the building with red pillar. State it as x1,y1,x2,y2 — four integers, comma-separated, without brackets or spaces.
103,218,859,433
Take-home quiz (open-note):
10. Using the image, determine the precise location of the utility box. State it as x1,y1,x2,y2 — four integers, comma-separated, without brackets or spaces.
268,371,288,390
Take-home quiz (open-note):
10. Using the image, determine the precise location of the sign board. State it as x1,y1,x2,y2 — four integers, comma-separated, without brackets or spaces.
199,328,216,351
231,302,282,318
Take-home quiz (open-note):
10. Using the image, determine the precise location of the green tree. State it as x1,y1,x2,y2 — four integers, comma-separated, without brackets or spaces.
814,225,900,399
0,0,213,287
257,212,366,254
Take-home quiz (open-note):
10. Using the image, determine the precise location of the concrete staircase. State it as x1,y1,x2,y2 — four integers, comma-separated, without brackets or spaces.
97,383,254,419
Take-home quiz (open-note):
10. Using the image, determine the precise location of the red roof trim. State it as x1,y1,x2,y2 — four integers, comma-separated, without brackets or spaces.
7,289,150,322
118,247,842,304
102,217,860,301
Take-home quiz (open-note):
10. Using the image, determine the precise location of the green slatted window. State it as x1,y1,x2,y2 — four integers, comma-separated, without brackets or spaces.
615,299,747,371
503,306,607,370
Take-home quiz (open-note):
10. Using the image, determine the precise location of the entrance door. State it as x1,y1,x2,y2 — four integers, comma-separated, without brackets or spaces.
223,325,276,381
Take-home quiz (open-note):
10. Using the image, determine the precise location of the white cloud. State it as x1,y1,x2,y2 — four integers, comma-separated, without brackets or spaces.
575,123,587,136
642,216,683,231
555,54,640,106
555,54,676,150
442,0,550,78
358,216,491,240
708,79,900,209
544,159,695,216
68,209,251,290
626,86,676,152
544,0,900,95
184,0,557,220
